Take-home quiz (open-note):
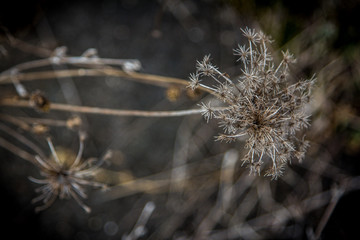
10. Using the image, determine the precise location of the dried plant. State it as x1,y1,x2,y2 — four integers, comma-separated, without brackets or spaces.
3,18,354,239
189,27,315,179
29,132,109,213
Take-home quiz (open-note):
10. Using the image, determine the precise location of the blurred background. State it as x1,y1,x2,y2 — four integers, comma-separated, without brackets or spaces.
0,0,359,239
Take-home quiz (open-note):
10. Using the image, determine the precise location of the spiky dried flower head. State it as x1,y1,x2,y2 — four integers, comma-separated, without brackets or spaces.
188,28,315,179
29,132,110,213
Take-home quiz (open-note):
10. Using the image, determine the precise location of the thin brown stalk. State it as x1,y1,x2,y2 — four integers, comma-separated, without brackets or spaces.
2,30,53,58
0,136,36,163
0,56,140,74
15,116,69,127
1,98,226,118
0,122,46,159
0,68,216,95
0,114,32,131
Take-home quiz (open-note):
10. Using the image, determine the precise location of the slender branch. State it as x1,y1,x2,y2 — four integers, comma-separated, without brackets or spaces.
0,68,216,95
0,114,31,131
0,56,141,75
1,29,53,57
0,136,36,163
314,186,344,239
0,122,47,159
123,201,156,240
0,98,226,117
15,116,69,127
314,177,360,239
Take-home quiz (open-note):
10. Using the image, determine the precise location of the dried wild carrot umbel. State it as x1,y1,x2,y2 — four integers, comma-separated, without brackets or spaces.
29,132,110,212
188,28,315,179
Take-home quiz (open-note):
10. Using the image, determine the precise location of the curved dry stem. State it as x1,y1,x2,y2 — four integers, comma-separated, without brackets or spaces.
0,56,141,75
0,68,216,96
0,98,226,118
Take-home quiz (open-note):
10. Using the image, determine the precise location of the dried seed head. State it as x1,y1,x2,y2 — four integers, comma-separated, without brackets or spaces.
196,55,218,77
198,102,215,123
234,44,250,64
241,27,258,43
188,72,201,90
188,28,315,179
29,132,108,213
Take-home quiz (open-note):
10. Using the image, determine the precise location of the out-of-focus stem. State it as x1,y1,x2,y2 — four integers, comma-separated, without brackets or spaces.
0,136,36,163
0,68,216,95
1,98,226,118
